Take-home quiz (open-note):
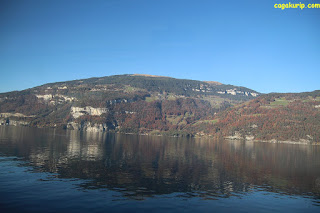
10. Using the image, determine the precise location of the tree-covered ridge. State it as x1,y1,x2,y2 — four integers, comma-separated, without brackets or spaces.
31,74,259,99
0,74,256,115
195,91,320,142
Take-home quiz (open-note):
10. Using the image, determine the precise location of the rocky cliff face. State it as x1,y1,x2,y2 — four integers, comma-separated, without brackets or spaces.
217,88,258,97
67,121,108,132
71,107,108,119
0,118,29,126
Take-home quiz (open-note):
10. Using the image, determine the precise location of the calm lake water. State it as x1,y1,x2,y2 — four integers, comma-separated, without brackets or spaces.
0,126,320,212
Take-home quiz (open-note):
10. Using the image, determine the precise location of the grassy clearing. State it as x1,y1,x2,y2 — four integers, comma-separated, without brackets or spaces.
201,95,232,108
167,95,177,101
193,119,219,126
124,85,145,93
242,114,263,117
166,112,194,126
302,96,320,102
145,96,159,102
166,115,183,125
269,98,289,107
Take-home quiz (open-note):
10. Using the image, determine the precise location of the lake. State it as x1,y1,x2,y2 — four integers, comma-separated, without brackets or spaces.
0,126,320,212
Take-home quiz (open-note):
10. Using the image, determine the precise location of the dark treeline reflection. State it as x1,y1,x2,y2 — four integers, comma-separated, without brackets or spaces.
1,126,320,200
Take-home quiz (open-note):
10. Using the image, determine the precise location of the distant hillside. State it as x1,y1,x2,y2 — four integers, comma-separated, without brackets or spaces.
0,74,260,136
191,91,320,143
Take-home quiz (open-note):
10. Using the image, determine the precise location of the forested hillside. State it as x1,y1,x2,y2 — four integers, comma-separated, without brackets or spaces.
193,91,320,143
0,74,319,143
0,74,258,134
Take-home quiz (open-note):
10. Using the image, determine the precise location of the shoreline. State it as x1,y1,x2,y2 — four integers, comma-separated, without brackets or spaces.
1,124,318,145
225,138,319,145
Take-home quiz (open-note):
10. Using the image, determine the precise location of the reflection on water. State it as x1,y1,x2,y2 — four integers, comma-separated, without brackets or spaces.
68,130,105,161
1,126,320,206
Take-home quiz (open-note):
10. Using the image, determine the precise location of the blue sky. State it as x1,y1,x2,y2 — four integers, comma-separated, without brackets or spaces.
1,0,319,93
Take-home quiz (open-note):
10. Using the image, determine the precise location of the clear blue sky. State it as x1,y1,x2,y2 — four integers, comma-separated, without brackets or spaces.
1,0,319,93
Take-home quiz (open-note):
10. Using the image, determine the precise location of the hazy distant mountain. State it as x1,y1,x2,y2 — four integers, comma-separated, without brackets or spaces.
0,74,319,143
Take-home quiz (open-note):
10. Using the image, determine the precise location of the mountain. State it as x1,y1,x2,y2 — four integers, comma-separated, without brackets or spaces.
0,74,259,133
0,74,319,143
